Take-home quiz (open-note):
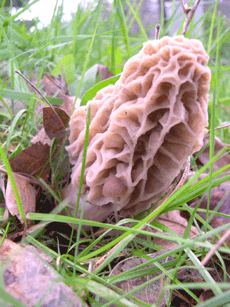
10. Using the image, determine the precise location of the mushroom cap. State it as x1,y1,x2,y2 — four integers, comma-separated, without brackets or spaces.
102,176,127,198
66,35,211,214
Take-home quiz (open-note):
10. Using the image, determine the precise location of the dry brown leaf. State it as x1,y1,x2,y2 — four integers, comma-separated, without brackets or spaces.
44,72,81,116
188,134,230,231
60,95,81,117
0,239,86,307
199,290,214,303
177,267,204,284
44,74,67,97
10,107,69,185
197,135,230,171
190,136,230,231
0,173,36,224
9,142,51,182
97,64,113,81
31,128,51,146
43,106,69,140
152,211,199,250
107,250,172,306
189,185,230,228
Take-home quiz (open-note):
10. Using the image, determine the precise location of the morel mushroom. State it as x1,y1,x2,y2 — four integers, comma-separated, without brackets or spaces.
66,35,211,217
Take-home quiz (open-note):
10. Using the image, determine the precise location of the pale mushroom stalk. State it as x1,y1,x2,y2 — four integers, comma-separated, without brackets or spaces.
113,198,119,224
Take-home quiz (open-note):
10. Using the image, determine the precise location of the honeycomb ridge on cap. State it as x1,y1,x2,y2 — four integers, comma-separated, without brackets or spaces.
66,35,211,214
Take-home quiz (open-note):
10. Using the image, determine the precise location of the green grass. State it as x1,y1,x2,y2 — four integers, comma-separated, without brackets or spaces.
1,0,230,306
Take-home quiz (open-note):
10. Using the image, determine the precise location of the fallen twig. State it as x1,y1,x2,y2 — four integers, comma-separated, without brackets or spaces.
201,227,230,267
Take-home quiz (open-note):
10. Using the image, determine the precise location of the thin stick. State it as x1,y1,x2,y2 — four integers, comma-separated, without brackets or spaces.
181,0,201,35
201,227,230,267
214,123,230,131
15,70,65,130
180,0,192,15
155,24,161,40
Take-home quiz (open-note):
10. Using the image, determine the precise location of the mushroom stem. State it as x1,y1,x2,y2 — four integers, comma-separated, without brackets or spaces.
113,197,119,224
113,197,120,237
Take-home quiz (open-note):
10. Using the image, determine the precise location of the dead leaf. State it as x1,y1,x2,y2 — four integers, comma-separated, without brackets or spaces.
44,74,67,97
9,105,70,190
31,128,51,146
152,211,199,249
108,250,172,306
190,188,230,228
44,72,81,116
60,96,81,117
199,290,214,303
43,106,69,140
197,135,230,172
0,173,36,224
97,64,113,81
177,267,204,284
185,135,230,232
186,171,230,234
9,142,51,182
0,239,86,307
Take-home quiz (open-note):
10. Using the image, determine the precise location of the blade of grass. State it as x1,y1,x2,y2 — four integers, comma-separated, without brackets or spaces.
77,278,142,307
68,106,91,257
115,0,131,58
185,248,222,295
205,8,220,234
10,0,40,22
26,212,230,258
80,74,120,106
4,108,26,154
207,0,219,54
73,6,100,110
0,221,10,248
0,287,27,307
125,0,148,41
0,89,63,105
197,290,230,307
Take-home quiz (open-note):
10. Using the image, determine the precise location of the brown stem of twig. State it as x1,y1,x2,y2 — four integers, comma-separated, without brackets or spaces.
181,0,201,36
155,24,161,40
15,70,52,107
180,0,192,15
15,70,65,130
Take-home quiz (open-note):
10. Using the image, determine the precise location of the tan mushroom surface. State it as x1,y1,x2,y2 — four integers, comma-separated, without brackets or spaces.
66,35,211,218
